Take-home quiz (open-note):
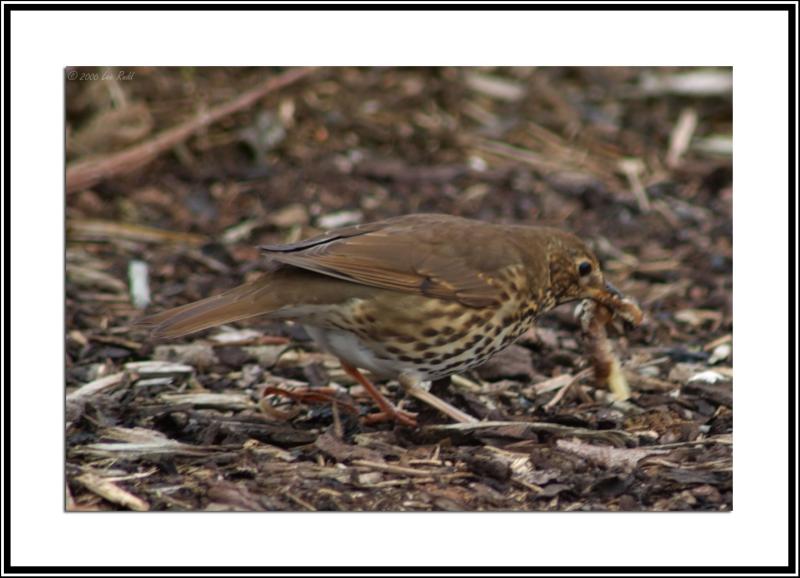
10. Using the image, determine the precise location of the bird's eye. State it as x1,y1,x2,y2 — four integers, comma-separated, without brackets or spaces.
578,261,592,277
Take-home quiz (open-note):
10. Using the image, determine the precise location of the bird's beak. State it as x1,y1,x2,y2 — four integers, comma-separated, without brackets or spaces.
603,280,623,298
585,281,644,326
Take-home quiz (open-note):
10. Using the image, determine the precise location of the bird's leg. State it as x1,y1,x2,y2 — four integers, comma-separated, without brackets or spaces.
339,361,418,428
399,374,479,424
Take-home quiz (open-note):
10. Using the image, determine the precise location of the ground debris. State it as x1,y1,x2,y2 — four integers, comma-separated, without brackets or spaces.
66,67,732,511
73,470,151,511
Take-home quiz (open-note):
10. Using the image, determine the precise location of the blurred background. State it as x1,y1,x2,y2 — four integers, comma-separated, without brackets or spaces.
65,67,733,512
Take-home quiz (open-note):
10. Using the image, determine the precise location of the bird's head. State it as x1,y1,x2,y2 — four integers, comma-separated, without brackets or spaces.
543,229,643,326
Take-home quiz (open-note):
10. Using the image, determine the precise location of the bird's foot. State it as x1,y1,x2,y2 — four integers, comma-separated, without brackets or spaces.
339,361,419,428
362,407,418,428
261,385,360,416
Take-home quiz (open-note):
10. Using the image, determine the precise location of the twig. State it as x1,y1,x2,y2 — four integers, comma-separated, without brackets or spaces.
350,460,438,477
66,264,127,293
423,421,637,445
470,138,563,173
618,158,650,213
525,373,574,396
330,398,344,439
703,334,732,351
66,67,316,192
66,371,126,403
642,435,732,449
68,219,207,245
158,392,255,410
285,492,316,512
75,472,150,511
402,379,479,424
124,360,194,375
666,108,698,168
511,477,544,494
543,368,593,410
73,426,220,457
556,439,668,471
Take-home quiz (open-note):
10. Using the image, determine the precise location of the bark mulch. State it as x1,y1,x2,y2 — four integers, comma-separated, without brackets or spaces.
66,66,732,511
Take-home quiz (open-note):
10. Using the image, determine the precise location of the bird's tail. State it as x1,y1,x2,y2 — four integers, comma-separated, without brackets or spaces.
135,275,277,338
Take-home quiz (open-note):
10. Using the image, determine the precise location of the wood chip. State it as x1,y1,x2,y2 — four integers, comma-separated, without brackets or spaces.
75,472,150,511
184,248,231,274
75,427,217,457
640,69,732,96
66,264,127,293
666,107,698,168
424,421,637,446
692,135,732,156
134,377,174,388
314,432,383,463
350,460,438,477
89,334,143,350
209,328,264,344
265,203,310,228
152,344,219,368
66,371,125,403
674,308,723,327
465,72,525,102
68,219,207,245
125,360,195,375
617,157,650,212
524,373,574,396
556,439,668,471
158,392,255,410
318,209,363,230
285,492,316,511
128,260,151,308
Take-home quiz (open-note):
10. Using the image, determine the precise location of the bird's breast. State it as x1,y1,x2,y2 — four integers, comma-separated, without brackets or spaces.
301,293,537,382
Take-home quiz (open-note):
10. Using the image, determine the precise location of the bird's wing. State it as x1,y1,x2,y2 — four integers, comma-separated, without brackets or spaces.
260,214,520,308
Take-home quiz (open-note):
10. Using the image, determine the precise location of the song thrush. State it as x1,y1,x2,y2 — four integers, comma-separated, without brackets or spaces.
138,214,642,427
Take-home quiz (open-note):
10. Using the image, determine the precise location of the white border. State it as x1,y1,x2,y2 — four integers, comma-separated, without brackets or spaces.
6,4,794,570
